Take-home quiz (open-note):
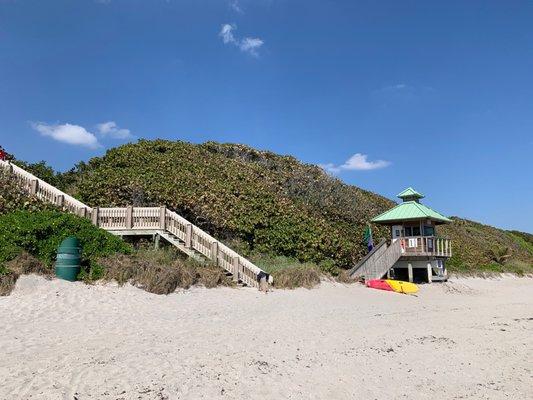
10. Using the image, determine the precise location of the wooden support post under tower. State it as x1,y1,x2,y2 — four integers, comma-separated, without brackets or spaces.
427,262,432,283
408,263,413,283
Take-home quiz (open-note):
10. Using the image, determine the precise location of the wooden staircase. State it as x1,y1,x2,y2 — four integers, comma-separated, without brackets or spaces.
349,239,402,281
0,160,269,288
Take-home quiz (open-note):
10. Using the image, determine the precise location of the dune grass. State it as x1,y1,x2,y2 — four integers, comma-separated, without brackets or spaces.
0,252,51,296
99,247,233,294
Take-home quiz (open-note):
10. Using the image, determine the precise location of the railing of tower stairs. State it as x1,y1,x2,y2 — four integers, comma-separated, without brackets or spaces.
349,239,402,281
0,159,268,287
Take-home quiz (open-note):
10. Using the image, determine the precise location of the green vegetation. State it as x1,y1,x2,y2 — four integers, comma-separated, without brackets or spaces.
0,210,131,280
61,140,392,268
441,218,533,274
1,140,531,292
57,140,531,274
0,169,53,215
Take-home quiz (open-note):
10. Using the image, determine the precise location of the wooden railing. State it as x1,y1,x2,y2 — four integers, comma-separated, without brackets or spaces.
1,160,92,217
1,160,266,287
350,239,403,281
399,236,452,257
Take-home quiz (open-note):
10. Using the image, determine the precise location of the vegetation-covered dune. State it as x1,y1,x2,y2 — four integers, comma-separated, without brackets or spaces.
44,139,531,275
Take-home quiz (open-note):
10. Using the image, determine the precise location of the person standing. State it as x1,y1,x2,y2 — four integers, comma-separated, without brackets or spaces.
0,146,6,161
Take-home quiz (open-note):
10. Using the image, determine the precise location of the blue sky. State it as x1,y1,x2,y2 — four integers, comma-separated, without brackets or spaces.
1,0,532,232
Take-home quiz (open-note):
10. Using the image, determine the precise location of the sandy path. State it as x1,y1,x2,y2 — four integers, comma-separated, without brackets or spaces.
0,275,531,400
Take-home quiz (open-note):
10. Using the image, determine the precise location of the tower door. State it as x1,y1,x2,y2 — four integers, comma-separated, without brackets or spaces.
391,225,403,241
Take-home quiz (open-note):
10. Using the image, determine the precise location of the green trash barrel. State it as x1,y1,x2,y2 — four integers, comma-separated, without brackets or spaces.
55,236,82,282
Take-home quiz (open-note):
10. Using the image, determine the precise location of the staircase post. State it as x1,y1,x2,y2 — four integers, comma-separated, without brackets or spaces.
185,224,193,248
159,206,166,229
210,241,218,265
233,256,240,282
91,207,99,226
55,195,64,207
126,206,133,229
30,179,38,195
78,207,87,218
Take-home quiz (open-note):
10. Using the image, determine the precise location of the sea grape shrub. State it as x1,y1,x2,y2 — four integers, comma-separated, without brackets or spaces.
0,170,53,215
66,140,392,270
55,139,532,272
0,210,131,274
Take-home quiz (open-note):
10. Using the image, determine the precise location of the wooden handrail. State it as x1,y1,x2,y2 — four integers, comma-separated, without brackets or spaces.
400,236,452,257
0,159,267,287
351,239,402,281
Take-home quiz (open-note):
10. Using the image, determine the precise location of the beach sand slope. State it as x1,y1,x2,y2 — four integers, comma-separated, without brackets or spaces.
0,275,531,399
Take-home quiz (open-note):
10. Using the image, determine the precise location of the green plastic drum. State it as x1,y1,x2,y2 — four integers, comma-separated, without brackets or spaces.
55,236,82,282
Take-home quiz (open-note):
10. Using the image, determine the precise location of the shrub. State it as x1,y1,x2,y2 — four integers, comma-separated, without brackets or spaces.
0,169,52,216
60,140,533,273
0,210,131,273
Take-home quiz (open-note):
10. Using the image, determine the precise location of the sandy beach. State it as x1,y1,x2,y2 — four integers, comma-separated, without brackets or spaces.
1,275,531,400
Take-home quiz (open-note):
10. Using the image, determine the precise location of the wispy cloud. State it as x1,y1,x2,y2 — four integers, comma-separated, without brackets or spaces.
320,153,391,174
31,122,101,149
219,23,264,57
229,0,243,13
96,121,133,139
383,83,409,91
372,83,434,106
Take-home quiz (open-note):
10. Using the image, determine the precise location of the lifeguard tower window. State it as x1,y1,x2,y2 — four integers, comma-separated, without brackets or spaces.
424,226,435,236
405,226,421,236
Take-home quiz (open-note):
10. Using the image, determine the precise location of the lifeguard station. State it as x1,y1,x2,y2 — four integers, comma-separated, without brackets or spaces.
350,187,452,283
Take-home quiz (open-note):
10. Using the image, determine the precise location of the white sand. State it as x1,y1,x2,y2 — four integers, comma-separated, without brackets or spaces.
0,275,531,400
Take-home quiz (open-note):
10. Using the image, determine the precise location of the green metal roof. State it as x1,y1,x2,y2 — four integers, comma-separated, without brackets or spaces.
397,187,424,199
371,201,452,224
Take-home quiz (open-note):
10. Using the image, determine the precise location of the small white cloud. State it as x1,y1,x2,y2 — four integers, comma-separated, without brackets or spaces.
320,153,391,174
239,37,264,56
220,24,237,44
31,122,101,149
96,121,133,139
342,153,391,170
229,0,243,13
219,23,264,57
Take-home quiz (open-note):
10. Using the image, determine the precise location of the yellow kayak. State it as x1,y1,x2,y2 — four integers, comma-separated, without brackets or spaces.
385,279,419,294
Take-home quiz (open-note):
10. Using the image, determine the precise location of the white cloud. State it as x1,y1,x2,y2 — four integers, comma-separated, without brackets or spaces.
229,0,243,13
220,24,237,44
96,121,133,139
31,122,101,149
239,37,264,56
219,23,264,57
320,153,391,174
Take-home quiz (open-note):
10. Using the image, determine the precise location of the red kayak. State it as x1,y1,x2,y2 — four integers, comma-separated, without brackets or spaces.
366,279,394,292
